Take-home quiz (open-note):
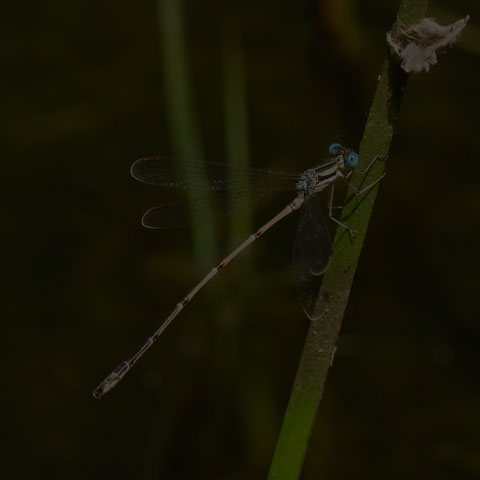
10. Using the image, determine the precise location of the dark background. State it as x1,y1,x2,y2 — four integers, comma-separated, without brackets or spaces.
3,0,480,478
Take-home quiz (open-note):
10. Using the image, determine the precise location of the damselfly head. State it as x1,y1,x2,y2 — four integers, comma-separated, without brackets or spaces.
328,143,359,169
328,143,343,157
346,151,359,167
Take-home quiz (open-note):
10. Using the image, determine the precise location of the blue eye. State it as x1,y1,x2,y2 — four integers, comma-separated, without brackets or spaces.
347,151,359,167
328,143,342,156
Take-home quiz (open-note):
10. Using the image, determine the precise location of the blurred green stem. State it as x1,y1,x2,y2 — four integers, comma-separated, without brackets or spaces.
267,1,428,478
222,22,252,252
158,0,216,268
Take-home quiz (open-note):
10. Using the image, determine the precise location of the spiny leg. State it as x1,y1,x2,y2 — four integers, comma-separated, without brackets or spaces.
328,183,356,235
342,170,386,195
353,155,382,175
331,166,386,233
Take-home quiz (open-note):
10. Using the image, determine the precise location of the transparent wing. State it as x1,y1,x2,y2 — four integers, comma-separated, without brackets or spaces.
292,194,332,320
131,156,299,191
141,185,295,229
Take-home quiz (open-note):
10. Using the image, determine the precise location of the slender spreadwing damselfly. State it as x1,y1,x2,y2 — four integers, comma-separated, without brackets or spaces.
93,143,383,399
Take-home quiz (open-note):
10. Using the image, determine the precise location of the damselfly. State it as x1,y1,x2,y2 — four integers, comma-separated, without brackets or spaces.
93,143,383,399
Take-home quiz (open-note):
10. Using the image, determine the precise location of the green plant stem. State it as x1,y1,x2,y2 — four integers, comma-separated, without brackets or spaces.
222,23,253,251
267,1,428,478
158,0,216,268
